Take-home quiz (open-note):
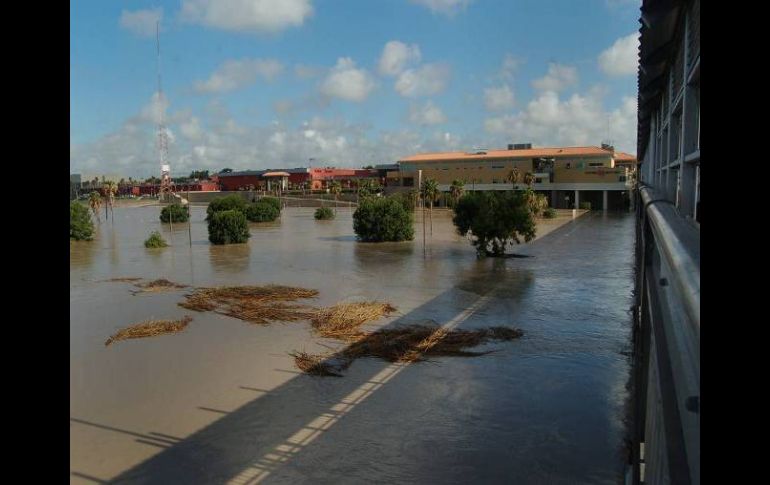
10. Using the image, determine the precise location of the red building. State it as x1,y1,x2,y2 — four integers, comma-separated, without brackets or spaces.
217,167,380,192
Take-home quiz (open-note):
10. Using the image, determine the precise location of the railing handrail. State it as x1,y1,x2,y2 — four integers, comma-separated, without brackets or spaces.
639,185,700,331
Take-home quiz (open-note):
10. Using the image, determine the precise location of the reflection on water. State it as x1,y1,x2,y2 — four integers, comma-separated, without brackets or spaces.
71,206,635,485
209,243,251,274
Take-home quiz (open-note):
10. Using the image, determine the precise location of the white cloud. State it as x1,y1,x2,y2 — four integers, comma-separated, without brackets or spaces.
378,41,421,76
409,101,447,125
119,8,163,38
194,58,284,94
598,33,640,77
140,92,169,124
320,58,376,102
180,0,313,34
180,117,204,140
294,64,322,79
484,84,515,111
498,54,522,81
410,0,472,16
395,63,450,97
532,63,578,92
484,89,637,154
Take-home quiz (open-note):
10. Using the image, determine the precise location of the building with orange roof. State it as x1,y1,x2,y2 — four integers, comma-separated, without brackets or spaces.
388,143,637,210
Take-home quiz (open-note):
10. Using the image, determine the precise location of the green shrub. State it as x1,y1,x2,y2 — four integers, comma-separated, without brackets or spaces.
70,201,94,241
206,195,248,220
258,197,282,212
208,209,250,244
314,207,335,220
353,197,414,242
160,203,189,223
452,191,536,257
245,201,280,222
542,207,557,219
579,201,592,210
387,192,416,212
144,231,168,248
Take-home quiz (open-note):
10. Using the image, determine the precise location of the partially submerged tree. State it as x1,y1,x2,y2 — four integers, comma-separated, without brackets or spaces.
208,210,250,244
144,231,168,248
70,201,94,241
353,197,414,242
452,191,536,257
103,181,117,220
421,178,440,235
88,191,101,222
160,203,190,223
330,180,342,213
206,194,248,220
314,207,335,220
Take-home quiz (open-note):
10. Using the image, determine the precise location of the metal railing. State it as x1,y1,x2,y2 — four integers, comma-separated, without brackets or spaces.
629,184,700,484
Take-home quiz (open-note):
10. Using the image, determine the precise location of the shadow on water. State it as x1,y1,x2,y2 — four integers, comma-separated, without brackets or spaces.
103,270,535,484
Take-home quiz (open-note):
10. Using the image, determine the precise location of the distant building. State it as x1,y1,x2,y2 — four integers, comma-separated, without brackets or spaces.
389,145,637,210
217,167,380,192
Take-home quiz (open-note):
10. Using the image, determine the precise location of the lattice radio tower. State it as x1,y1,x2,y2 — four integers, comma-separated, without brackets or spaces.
155,20,174,201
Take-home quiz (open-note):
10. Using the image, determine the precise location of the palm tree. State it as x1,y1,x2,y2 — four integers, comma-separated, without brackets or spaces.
507,167,520,191
523,172,535,187
103,181,118,221
449,179,465,207
330,180,342,213
422,178,440,235
88,191,101,222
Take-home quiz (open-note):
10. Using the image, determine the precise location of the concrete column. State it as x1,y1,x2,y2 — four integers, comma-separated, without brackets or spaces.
603,190,608,211
574,190,580,209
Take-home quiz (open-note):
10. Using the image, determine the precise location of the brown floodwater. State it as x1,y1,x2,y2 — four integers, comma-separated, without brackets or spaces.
70,205,634,484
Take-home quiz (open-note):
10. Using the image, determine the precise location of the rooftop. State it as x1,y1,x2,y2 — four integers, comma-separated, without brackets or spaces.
399,146,616,163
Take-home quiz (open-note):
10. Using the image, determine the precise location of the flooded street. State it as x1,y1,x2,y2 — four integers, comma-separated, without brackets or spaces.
71,205,634,484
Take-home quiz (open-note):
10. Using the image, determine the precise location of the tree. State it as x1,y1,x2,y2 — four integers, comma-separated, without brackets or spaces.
523,172,535,187
507,167,520,190
449,179,465,207
353,197,415,242
103,181,117,221
219,168,233,174
208,210,250,244
70,201,94,241
160,203,190,223
314,207,335,220
245,201,280,222
452,191,536,257
329,181,342,213
206,194,248,221
421,178,440,235
88,191,101,222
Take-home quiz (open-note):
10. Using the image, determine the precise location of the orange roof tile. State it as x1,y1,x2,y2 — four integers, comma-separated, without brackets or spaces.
613,151,637,163
398,146,612,162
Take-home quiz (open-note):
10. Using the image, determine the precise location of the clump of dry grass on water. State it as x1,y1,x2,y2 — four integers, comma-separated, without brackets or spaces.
105,316,193,346
311,301,398,340
289,351,343,377
178,285,319,325
292,324,523,376
132,278,189,293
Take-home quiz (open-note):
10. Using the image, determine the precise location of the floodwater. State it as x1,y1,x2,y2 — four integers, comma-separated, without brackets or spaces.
70,205,635,484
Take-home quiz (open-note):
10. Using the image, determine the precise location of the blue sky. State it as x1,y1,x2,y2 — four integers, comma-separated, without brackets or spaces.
70,0,642,178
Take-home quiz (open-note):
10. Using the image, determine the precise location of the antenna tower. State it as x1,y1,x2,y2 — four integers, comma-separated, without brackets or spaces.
156,20,174,202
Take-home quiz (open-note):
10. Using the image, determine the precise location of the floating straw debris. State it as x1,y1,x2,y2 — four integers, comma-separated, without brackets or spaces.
133,278,189,293
292,324,523,376
289,351,343,377
311,301,397,340
105,316,193,346
178,284,320,324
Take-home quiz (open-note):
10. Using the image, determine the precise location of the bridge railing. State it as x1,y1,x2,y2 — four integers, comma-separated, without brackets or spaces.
629,185,700,485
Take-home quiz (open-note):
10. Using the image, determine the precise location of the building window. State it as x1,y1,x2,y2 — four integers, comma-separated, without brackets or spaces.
588,162,604,167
